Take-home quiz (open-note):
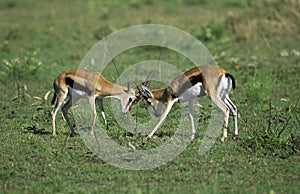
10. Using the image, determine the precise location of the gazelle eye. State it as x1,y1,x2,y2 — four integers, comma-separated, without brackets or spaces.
128,97,133,103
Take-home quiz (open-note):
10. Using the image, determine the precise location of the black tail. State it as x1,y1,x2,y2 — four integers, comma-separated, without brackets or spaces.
225,73,236,89
51,92,56,105
51,83,57,105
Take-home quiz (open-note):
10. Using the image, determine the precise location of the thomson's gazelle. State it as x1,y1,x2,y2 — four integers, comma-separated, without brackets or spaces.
51,68,136,136
138,65,238,142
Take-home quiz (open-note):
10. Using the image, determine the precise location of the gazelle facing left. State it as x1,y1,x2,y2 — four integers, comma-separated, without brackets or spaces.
137,65,238,142
51,68,137,136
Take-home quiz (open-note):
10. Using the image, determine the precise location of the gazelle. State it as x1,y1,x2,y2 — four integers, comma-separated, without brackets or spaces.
51,68,136,136
137,65,238,142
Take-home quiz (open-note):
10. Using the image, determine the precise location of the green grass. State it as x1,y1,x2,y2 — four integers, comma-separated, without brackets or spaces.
1,0,299,193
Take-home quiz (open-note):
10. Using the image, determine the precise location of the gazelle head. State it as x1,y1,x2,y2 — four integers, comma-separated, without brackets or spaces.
136,80,163,117
135,72,152,102
120,82,137,113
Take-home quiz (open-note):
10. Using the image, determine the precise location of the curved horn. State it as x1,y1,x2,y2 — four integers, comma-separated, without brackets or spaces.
134,72,153,100
142,71,152,87
135,84,143,100
135,81,149,100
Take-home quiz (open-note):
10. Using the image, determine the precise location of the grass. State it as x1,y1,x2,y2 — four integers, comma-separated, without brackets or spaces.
1,0,300,193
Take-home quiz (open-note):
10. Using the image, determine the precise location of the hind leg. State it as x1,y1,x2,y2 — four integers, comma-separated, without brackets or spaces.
224,95,238,138
210,95,230,142
89,96,97,137
96,98,108,129
188,99,196,140
61,95,80,136
52,92,68,136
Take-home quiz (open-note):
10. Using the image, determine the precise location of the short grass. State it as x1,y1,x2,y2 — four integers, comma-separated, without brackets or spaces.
1,0,299,193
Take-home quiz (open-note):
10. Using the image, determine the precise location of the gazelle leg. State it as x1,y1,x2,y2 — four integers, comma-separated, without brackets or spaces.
224,95,238,138
96,98,108,129
223,108,230,142
89,96,97,137
61,95,81,136
210,96,229,142
52,101,63,136
188,99,196,140
147,98,179,139
52,92,68,136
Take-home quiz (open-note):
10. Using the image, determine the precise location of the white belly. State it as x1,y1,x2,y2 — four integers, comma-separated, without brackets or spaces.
68,86,88,97
178,82,205,102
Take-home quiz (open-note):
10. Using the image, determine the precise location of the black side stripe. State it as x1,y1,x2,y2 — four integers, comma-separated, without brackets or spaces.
65,77,92,95
175,74,204,96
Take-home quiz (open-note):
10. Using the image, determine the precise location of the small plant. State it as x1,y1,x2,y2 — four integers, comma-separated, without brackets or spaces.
0,0,18,9
241,97,300,157
198,21,226,42
244,73,275,104
1,40,10,52
32,91,52,122
1,50,42,102
93,24,115,40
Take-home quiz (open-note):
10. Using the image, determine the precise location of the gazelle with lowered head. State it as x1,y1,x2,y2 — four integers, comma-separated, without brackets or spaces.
137,65,238,142
51,68,137,136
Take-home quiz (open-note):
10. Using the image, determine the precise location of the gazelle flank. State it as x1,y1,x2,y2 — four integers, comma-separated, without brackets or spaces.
51,68,136,136
138,65,238,142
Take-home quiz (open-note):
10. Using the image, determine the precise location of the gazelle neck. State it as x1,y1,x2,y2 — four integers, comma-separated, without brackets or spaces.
95,77,128,97
151,88,171,103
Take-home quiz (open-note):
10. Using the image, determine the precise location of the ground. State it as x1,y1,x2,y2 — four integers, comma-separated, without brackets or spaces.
0,0,299,193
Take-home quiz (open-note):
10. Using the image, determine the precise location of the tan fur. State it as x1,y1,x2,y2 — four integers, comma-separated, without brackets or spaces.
51,68,136,137
142,65,238,141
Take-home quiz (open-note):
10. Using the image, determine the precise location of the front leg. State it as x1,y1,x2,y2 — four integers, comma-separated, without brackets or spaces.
61,98,76,136
96,98,108,130
188,99,196,140
89,96,97,137
147,98,178,139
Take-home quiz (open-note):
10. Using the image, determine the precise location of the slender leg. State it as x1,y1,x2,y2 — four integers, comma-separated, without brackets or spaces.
96,98,108,129
188,99,196,140
147,98,179,139
224,95,238,138
89,96,97,137
210,95,229,142
61,96,80,136
52,92,68,136
52,101,63,136
154,101,164,117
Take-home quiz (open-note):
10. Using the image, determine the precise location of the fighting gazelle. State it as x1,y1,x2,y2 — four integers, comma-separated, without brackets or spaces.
137,65,238,142
51,68,136,136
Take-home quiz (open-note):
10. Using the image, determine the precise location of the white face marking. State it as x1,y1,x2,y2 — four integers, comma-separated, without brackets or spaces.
178,82,205,102
120,94,136,113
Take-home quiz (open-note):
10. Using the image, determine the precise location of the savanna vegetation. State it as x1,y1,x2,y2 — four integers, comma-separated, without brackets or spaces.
0,0,299,193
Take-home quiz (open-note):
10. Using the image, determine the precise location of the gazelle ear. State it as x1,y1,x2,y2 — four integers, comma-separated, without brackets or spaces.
125,82,131,93
142,85,153,98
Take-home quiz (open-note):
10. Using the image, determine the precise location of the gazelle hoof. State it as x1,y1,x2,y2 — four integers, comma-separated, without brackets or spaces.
90,131,96,138
146,135,152,140
221,136,226,142
191,134,195,140
232,135,238,141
